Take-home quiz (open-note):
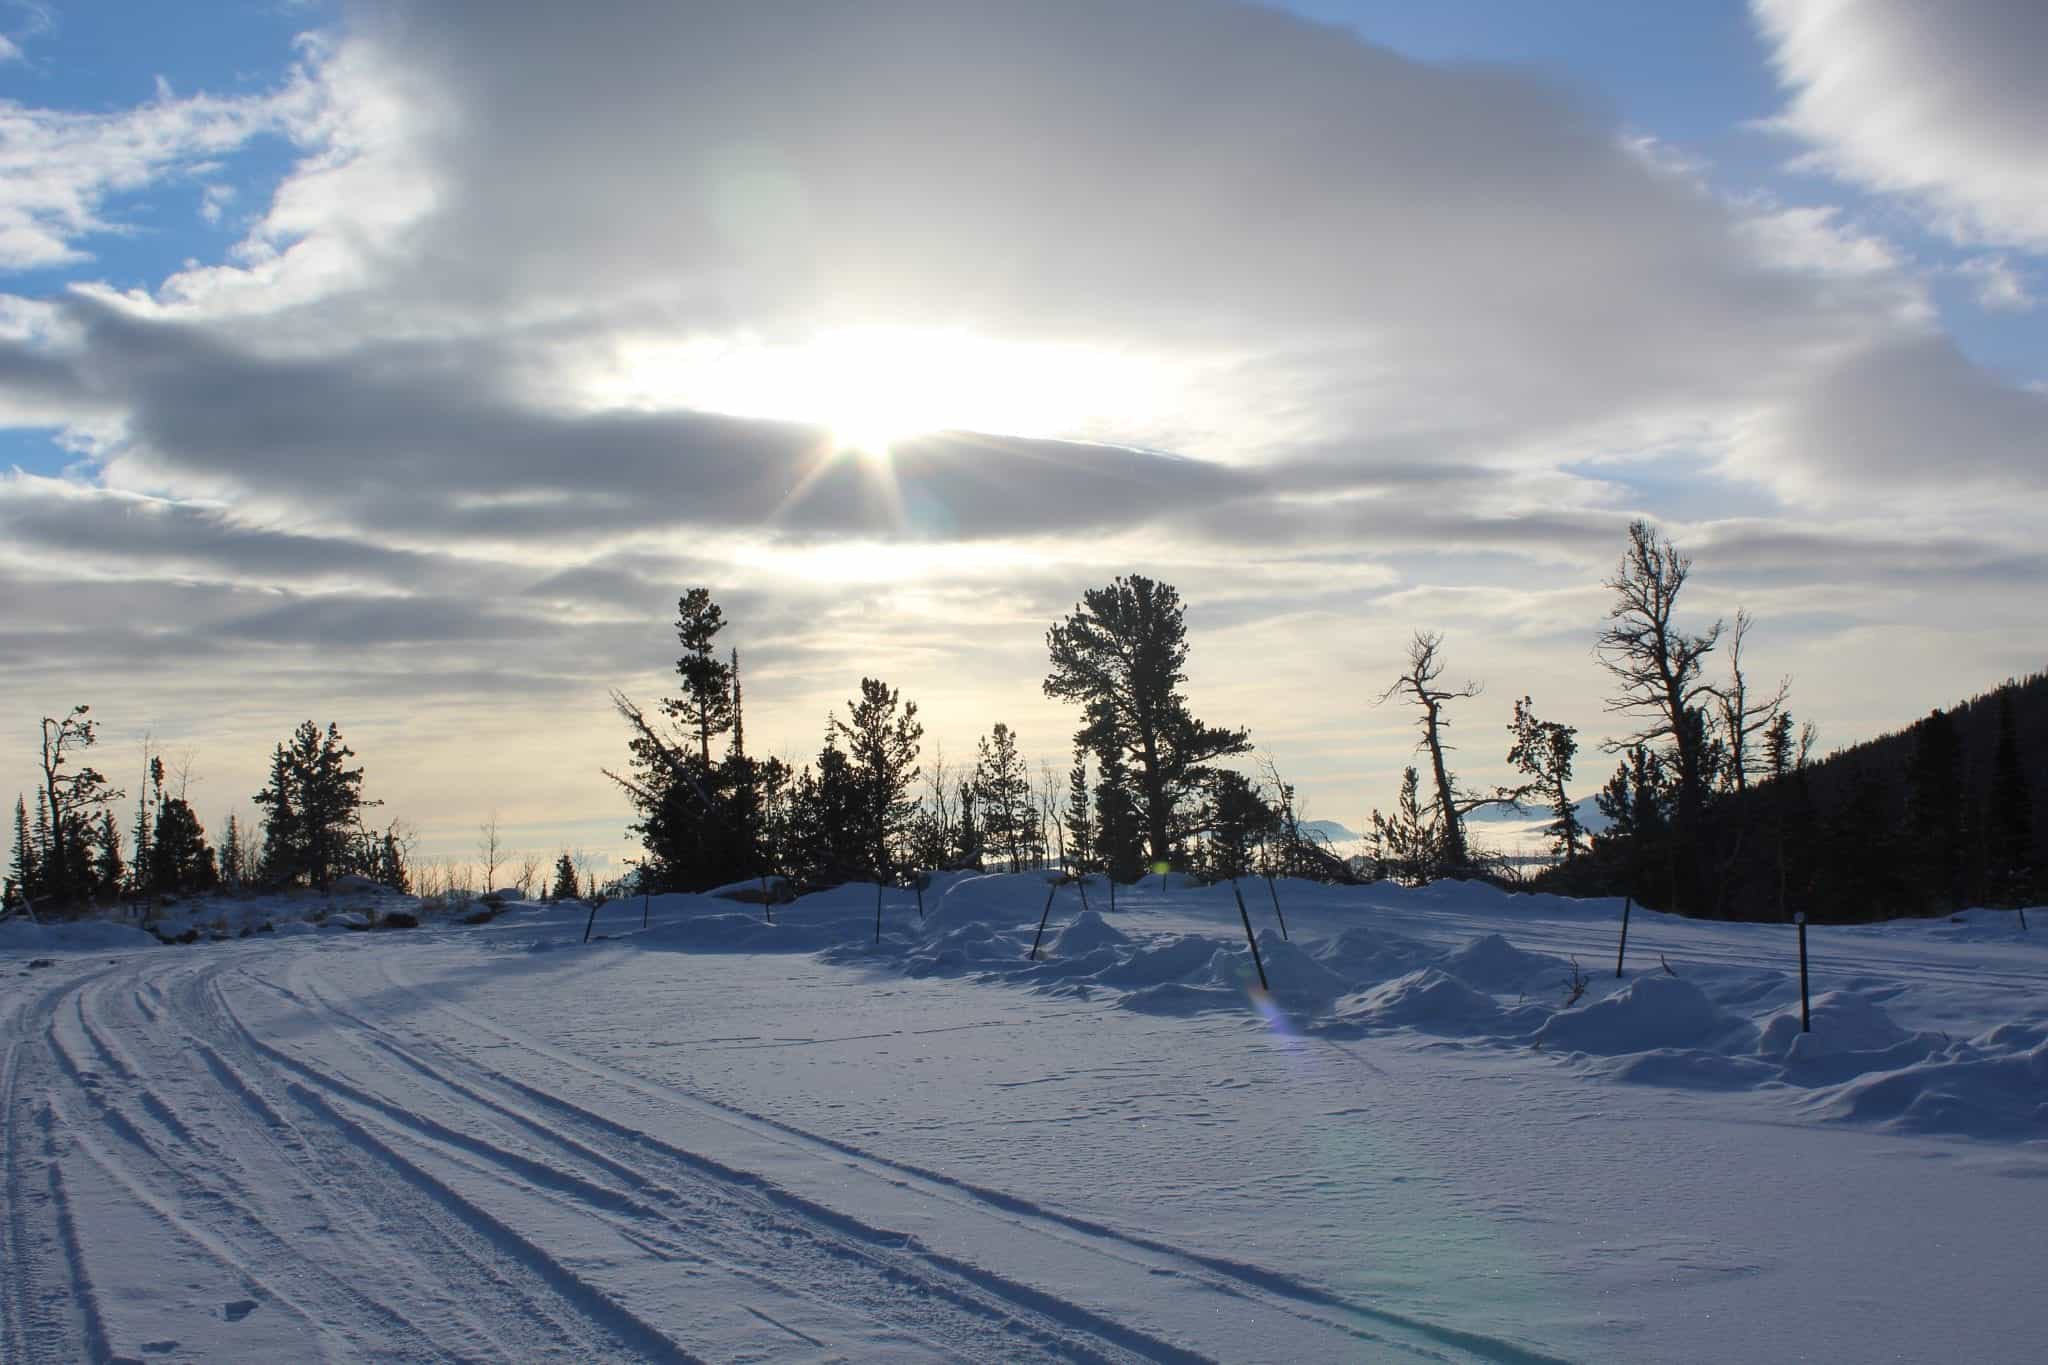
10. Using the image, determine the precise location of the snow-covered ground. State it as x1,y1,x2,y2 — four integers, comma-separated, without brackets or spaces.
2,875,2043,1362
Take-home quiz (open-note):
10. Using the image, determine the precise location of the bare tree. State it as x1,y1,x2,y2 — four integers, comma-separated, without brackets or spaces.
1595,520,1723,910
478,810,504,891
1377,631,1483,872
1715,610,1789,794
516,852,541,898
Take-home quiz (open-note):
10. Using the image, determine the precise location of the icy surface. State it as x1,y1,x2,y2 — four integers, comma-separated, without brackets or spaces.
2,876,2043,1361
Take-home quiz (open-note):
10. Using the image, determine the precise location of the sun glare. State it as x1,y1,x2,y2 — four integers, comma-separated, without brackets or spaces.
593,325,1170,456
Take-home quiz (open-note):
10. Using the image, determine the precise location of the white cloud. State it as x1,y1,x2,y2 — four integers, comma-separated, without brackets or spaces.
1954,255,2036,313
1,1,2045,857
1755,0,2048,252
0,73,318,271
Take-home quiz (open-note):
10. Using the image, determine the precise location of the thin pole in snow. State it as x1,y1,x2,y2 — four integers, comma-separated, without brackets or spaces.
874,879,884,944
1108,875,1117,913
1029,880,1059,960
1231,879,1270,993
582,898,600,944
1076,875,1091,914
760,874,773,924
1614,896,1632,978
1264,873,1288,941
914,871,926,920
1796,911,1810,1033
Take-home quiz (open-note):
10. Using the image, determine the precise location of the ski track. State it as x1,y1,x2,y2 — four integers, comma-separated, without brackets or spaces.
353,950,1565,1365
0,938,1568,1364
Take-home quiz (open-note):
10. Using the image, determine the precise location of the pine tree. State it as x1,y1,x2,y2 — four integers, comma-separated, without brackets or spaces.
1904,708,1965,910
220,813,245,889
254,722,374,892
96,810,124,900
973,724,1031,871
1064,747,1093,872
1507,697,1582,863
35,707,122,906
550,852,580,901
663,589,736,768
1044,575,1249,868
151,798,217,894
831,680,923,880
9,796,38,908
1369,767,1437,884
1987,691,2034,903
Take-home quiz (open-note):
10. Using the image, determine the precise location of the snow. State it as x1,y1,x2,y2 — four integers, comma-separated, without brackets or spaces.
2,875,2043,1362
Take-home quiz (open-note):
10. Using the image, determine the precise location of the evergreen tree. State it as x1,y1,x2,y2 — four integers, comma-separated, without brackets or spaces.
1904,708,1965,910
972,723,1031,871
1987,692,2033,904
35,706,122,906
955,782,983,868
1044,575,1250,868
1204,770,1279,880
151,798,218,894
254,722,374,891
220,813,246,889
550,851,581,901
1064,747,1093,872
662,588,736,767
9,796,39,908
1507,697,1582,863
832,680,924,879
96,810,125,900
1369,767,1437,884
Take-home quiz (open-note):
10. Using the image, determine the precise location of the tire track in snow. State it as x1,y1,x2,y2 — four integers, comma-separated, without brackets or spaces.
233,963,1181,1364
56,960,471,1362
360,950,1567,1364
160,954,685,1363
1,961,128,1365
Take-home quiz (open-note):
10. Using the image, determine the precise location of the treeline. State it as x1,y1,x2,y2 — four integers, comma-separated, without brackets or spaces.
3,714,400,917
609,578,1330,897
620,520,2037,925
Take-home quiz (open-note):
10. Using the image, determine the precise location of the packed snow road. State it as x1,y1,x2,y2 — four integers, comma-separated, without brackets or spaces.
3,876,2044,1362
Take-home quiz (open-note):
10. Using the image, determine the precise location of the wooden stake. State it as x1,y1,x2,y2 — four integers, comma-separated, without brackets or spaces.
1614,896,1632,978
1076,876,1091,914
1796,911,1810,1033
582,898,600,944
874,880,883,944
1029,880,1058,960
1231,880,1270,992
760,874,773,924
1264,873,1288,941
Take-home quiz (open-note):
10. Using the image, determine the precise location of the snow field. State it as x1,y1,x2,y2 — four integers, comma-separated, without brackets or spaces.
2,873,2043,1361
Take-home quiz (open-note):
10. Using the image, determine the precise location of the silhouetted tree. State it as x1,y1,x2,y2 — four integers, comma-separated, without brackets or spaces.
1507,697,1582,863
833,678,924,879
1379,631,1484,871
254,721,374,892
664,588,737,767
1987,692,2034,903
1596,521,1722,911
36,706,122,906
973,723,1031,871
550,851,581,901
1044,575,1250,868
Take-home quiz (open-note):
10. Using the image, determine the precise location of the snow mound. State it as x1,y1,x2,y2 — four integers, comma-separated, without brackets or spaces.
1537,974,1756,1056
1335,968,1505,1033
0,917,161,953
1758,990,1914,1062
1117,982,1243,1015
1098,934,1223,987
1806,1034,2048,1140
1238,933,1353,1007
1436,933,1571,994
1050,910,1129,956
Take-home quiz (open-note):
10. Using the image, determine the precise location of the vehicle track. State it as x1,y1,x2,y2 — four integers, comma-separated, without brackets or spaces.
346,949,1565,1364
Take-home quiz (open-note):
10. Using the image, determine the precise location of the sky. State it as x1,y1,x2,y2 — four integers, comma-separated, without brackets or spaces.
2,0,2044,878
